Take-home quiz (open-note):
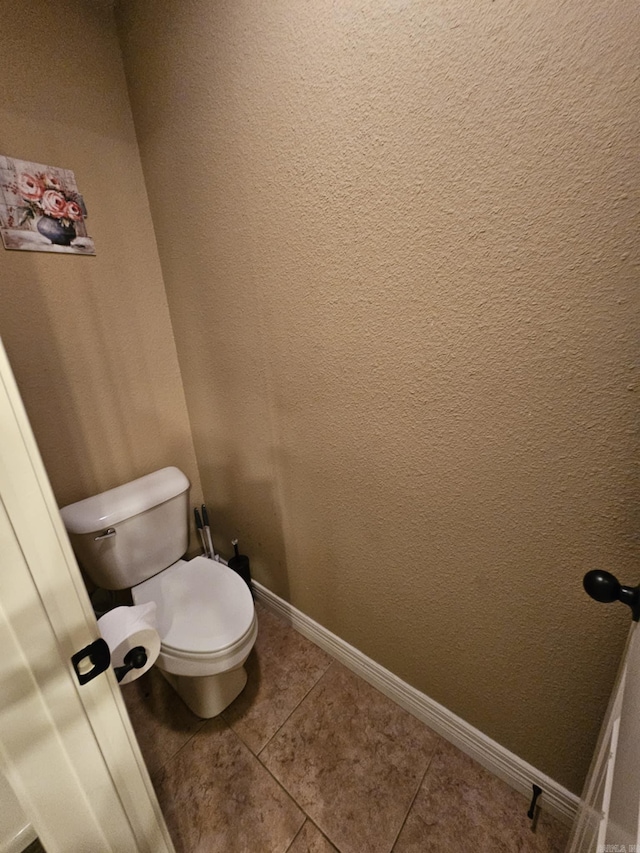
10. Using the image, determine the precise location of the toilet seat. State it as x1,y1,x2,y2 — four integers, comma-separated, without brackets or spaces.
132,556,257,677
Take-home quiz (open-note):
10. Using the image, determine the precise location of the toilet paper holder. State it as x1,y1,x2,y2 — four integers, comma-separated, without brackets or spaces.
114,646,147,683
72,640,148,685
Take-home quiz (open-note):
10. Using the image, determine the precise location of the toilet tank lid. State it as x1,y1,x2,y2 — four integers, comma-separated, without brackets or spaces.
60,467,190,534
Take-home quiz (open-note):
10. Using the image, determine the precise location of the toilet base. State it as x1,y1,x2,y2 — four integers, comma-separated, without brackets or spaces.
159,665,248,718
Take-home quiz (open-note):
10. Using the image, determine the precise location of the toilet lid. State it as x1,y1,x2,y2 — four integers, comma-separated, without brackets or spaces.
132,556,255,655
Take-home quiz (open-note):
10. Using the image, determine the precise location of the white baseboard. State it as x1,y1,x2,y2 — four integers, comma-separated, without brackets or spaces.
253,580,579,826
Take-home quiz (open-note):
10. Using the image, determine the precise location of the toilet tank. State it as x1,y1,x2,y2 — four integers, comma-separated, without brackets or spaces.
60,467,190,590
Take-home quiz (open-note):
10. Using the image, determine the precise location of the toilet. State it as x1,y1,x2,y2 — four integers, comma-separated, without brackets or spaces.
60,466,257,718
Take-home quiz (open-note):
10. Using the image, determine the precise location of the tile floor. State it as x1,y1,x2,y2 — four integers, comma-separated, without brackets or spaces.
122,603,570,853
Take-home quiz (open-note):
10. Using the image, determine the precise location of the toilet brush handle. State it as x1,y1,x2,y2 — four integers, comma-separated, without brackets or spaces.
194,507,209,557
202,504,216,560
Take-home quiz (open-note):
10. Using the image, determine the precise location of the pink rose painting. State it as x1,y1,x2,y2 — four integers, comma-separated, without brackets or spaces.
0,155,95,254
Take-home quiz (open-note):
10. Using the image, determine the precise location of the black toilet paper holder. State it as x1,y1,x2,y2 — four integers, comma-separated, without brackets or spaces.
72,640,148,686
114,646,148,683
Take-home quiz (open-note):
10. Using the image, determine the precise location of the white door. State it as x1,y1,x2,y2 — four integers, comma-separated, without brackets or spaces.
0,339,175,853
567,606,640,851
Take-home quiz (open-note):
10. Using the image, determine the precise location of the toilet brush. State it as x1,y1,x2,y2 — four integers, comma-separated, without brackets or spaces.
194,508,209,557
228,539,253,596
201,504,216,560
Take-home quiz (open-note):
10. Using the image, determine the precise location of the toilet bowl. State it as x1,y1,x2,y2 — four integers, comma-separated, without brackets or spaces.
132,556,258,717
60,467,258,718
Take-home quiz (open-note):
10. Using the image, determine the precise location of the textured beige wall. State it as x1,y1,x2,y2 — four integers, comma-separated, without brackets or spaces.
117,0,639,792
0,0,202,513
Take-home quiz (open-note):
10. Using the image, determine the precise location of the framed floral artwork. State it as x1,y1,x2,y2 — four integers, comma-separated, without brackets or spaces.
0,156,95,255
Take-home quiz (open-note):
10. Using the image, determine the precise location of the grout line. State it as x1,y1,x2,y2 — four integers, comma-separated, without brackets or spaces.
247,742,311,842
283,818,307,853
388,739,441,852
256,659,334,758
213,723,309,847
288,818,341,853
254,581,579,826
250,608,439,852
152,714,209,777
122,678,209,778
247,608,333,758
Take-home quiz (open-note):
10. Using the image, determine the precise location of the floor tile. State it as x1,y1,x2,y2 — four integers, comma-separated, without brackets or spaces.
122,607,572,853
261,661,441,853
154,716,305,853
121,668,206,775
222,604,333,754
392,740,570,853
288,820,339,852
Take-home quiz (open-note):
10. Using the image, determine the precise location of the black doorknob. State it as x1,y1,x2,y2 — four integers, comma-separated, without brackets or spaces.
583,570,640,622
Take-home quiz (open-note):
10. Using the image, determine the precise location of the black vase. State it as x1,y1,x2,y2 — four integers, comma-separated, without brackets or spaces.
37,215,76,246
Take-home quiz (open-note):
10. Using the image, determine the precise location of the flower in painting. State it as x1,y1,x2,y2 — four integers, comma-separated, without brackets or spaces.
2,168,87,231
44,174,63,191
17,173,44,200
64,200,83,222
40,189,67,218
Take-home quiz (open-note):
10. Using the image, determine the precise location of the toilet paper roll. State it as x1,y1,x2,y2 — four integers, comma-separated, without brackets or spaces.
97,602,160,685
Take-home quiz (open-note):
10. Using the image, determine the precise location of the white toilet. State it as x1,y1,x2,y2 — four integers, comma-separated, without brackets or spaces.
60,466,257,718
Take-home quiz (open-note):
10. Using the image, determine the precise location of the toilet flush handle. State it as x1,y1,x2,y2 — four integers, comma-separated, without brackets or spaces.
94,527,116,541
